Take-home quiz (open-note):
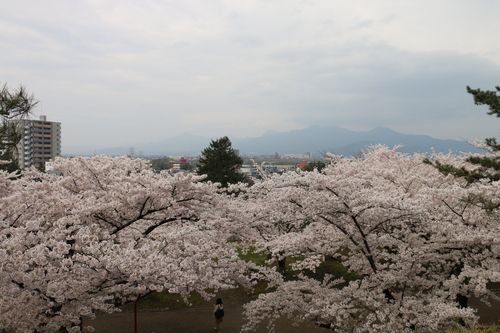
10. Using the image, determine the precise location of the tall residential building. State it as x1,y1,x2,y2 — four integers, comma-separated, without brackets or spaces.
14,115,62,169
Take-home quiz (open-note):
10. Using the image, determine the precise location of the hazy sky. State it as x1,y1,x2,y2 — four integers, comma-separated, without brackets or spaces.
2,0,500,148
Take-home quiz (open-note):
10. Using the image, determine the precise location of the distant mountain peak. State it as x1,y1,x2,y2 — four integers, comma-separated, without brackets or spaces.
63,125,484,157
367,126,396,133
307,125,322,129
263,130,279,137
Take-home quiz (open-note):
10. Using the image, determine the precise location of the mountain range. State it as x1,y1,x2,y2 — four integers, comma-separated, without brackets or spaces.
63,125,484,157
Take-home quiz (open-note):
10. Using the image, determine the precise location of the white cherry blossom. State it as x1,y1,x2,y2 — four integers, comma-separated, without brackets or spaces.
237,146,500,332
0,156,249,332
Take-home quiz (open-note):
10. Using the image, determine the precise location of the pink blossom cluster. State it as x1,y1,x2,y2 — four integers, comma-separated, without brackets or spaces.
0,156,251,332
235,145,500,332
1,146,499,332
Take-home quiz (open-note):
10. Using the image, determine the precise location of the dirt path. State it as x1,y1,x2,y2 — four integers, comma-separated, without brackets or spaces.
83,289,327,333
82,288,500,332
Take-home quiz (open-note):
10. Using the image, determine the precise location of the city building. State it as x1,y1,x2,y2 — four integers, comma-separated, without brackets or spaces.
169,156,190,172
14,115,61,169
282,152,313,159
297,161,308,170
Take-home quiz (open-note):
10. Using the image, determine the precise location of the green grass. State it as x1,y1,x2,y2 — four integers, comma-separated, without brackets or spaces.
236,246,269,266
286,256,360,283
237,245,358,282
120,247,500,333
121,246,267,312
235,246,362,300
124,247,357,311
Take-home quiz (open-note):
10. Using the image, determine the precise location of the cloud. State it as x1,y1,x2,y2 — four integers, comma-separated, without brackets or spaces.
1,0,499,148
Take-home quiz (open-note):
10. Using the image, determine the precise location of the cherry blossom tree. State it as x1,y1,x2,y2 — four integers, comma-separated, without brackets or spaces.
0,156,252,332
3,149,499,332
236,146,500,332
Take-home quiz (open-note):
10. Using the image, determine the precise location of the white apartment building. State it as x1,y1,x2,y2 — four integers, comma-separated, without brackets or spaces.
14,115,61,169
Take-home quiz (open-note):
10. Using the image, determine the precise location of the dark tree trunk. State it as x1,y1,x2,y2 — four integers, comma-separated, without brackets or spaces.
278,257,286,274
457,293,468,309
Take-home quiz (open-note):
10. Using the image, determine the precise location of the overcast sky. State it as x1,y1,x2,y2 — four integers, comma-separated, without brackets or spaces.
2,0,500,149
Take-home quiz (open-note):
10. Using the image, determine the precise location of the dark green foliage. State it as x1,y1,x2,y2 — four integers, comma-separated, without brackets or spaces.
0,83,38,171
467,85,500,117
423,158,500,184
150,156,171,171
36,161,46,173
0,148,21,173
0,84,37,117
427,86,500,183
196,136,248,187
302,160,327,172
465,86,500,161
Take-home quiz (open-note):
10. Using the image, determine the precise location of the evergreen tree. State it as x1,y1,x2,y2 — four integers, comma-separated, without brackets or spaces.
0,83,38,171
467,85,500,117
302,160,327,172
196,136,247,187
426,85,500,183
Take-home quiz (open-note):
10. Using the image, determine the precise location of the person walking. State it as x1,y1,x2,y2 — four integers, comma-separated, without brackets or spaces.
213,298,224,332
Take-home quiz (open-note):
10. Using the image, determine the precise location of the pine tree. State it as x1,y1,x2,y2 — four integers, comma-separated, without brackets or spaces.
196,136,248,187
467,85,500,117
0,83,38,171
426,85,500,183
